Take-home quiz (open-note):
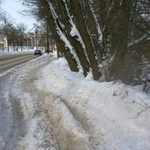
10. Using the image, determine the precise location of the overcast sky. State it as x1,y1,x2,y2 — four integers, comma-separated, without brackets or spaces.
1,0,36,31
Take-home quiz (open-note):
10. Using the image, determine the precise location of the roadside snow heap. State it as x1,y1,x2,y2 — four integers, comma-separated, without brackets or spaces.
36,57,150,150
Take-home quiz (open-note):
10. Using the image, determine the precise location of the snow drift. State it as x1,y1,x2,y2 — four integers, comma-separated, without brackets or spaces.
36,57,150,150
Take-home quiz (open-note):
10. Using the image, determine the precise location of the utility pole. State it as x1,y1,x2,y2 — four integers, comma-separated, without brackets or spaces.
35,28,38,49
34,23,39,49
4,18,9,52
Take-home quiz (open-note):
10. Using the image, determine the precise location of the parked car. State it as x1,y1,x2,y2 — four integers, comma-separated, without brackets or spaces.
34,49,42,55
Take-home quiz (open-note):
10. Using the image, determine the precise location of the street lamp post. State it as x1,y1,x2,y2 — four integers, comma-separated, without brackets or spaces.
35,28,38,49
34,23,39,49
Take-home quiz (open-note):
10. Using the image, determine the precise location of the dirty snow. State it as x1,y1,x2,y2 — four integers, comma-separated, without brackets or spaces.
36,57,150,150
0,53,150,150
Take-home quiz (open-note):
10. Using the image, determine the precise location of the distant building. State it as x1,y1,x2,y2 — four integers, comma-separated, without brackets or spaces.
0,29,7,50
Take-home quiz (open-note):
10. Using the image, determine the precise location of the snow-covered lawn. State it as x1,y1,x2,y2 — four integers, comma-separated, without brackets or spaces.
0,54,150,150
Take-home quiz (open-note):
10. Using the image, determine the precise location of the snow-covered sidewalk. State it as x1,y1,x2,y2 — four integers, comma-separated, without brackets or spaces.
0,54,150,150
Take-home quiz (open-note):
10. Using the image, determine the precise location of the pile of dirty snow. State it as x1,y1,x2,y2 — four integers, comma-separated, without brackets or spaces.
36,58,150,150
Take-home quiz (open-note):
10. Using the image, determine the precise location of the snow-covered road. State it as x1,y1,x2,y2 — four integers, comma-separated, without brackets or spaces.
0,53,36,74
0,55,58,150
0,54,150,150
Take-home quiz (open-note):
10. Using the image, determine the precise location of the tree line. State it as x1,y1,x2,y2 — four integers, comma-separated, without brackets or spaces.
0,11,29,51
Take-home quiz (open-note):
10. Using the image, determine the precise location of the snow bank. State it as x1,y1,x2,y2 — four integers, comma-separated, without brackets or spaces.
36,58,150,150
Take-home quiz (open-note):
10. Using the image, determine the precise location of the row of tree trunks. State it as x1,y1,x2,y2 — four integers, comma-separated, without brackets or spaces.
69,0,101,80
57,0,90,76
42,0,79,72
38,0,131,81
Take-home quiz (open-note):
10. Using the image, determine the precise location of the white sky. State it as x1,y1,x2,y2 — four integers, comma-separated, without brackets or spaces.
1,0,36,31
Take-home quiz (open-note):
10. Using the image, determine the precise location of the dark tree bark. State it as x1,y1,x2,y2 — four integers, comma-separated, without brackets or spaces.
46,19,50,53
108,0,131,79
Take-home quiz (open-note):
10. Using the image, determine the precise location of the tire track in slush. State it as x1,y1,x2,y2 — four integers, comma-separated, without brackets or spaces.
0,56,54,150
22,60,95,150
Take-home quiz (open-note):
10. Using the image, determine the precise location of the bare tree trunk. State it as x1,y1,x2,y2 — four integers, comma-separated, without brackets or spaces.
7,44,9,52
21,45,23,51
46,19,50,53
108,1,131,79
